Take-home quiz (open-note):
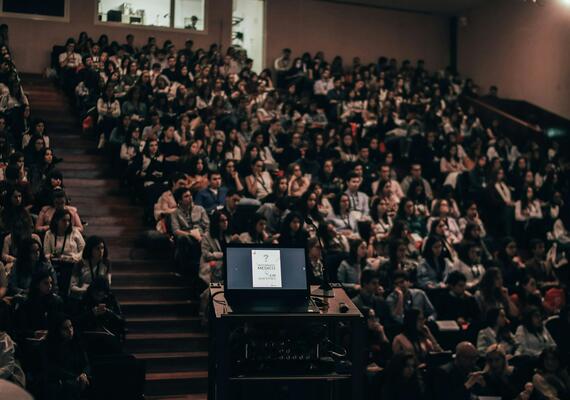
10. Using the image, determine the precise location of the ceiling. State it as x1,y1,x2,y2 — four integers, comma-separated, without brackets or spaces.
323,0,496,15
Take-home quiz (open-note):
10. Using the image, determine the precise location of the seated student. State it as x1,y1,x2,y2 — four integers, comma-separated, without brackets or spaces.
170,187,210,278
194,170,228,213
475,267,519,320
382,352,427,400
69,236,111,300
378,239,419,292
392,308,442,363
344,172,370,217
476,308,518,357
46,314,91,400
352,269,392,326
444,241,485,290
199,210,239,285
515,307,556,358
8,237,58,299
433,342,482,400
497,237,525,292
1,220,41,274
153,172,188,223
278,211,309,248
427,199,462,244
36,189,83,233
337,239,370,292
532,348,570,400
245,158,273,201
416,236,448,290
525,239,559,290
239,214,278,244
75,277,124,340
478,345,534,400
326,193,360,238
437,271,481,326
0,305,25,387
16,270,63,340
510,274,545,316
386,271,436,325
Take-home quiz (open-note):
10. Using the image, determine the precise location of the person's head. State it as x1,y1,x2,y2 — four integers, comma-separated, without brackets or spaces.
529,238,545,258
210,209,230,238
422,236,444,261
501,237,518,258
346,172,361,192
283,211,303,234
460,241,482,265
360,268,380,295
480,267,503,298
393,270,412,293
454,342,479,372
446,270,467,296
522,307,544,332
307,236,322,261
30,270,53,298
410,163,422,179
209,171,222,189
524,184,535,202
251,157,264,175
83,235,108,263
370,197,388,223
49,313,74,343
225,189,242,211
6,187,22,208
17,237,44,268
519,273,538,296
174,188,193,208
389,239,407,264
51,189,67,210
49,208,73,235
249,213,267,238
485,344,508,376
323,159,334,174
349,239,368,263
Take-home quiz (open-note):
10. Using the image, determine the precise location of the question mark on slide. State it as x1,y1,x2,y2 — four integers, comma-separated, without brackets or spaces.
264,254,269,262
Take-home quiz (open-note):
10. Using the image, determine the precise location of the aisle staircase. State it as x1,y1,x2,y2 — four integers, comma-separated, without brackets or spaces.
22,74,208,399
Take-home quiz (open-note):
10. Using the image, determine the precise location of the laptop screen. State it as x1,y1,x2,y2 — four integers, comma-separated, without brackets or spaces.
225,246,308,291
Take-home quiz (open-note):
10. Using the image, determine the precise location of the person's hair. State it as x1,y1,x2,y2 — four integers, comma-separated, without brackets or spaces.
446,270,467,286
360,268,378,286
345,171,359,183
497,236,517,265
47,312,71,344
479,267,502,304
170,172,186,186
458,241,480,265
389,220,409,242
348,238,366,265
392,269,410,284
331,192,350,216
208,169,222,180
370,197,389,224
173,187,191,203
28,269,53,300
49,208,73,235
82,235,109,264
521,306,544,334
15,237,46,276
209,209,231,238
388,239,406,265
248,213,267,240
375,178,390,197
421,236,444,264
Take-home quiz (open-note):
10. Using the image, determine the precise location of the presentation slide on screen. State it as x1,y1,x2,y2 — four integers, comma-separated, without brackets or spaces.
251,249,283,288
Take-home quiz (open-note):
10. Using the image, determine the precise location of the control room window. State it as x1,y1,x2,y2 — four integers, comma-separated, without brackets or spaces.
98,0,205,31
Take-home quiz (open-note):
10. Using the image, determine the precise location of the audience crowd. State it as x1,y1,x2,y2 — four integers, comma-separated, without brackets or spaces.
0,23,569,399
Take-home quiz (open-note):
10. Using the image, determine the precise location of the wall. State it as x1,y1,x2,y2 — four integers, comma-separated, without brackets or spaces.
5,0,450,75
4,0,232,74
458,0,570,118
265,0,450,71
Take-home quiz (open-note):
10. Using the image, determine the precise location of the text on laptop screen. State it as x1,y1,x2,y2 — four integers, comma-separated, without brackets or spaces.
226,247,307,290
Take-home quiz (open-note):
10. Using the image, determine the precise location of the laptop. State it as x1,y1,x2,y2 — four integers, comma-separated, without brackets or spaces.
223,244,318,313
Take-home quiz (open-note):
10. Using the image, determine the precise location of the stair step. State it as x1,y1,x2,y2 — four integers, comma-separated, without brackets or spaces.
112,259,173,272
126,332,208,353
120,299,199,317
135,352,208,373
113,271,183,285
145,371,208,396
114,285,191,301
127,316,202,333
